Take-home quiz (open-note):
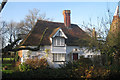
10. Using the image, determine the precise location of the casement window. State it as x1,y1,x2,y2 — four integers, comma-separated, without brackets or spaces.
61,38,64,45
53,53,65,62
53,37,65,46
87,55,93,58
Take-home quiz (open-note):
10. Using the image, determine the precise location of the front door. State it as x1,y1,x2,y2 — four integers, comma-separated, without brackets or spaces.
73,53,78,60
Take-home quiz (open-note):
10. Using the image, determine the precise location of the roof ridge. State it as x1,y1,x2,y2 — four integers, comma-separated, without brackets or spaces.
37,20,79,26
37,20,67,25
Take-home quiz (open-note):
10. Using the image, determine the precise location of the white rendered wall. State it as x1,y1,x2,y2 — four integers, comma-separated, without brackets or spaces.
21,46,100,68
51,46,66,53
66,46,80,61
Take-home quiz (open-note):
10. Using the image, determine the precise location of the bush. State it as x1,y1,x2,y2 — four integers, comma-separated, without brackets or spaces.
59,58,111,79
19,63,31,72
3,57,115,79
19,58,49,71
59,58,93,78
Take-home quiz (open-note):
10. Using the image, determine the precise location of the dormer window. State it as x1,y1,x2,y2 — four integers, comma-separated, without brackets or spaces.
50,28,67,47
53,37,65,46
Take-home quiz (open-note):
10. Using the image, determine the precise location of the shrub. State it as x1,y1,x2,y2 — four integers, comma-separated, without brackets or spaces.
59,58,111,79
19,58,49,71
59,58,93,78
19,63,31,72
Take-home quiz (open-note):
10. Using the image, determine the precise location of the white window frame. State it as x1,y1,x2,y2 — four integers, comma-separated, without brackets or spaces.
53,53,65,62
53,37,65,46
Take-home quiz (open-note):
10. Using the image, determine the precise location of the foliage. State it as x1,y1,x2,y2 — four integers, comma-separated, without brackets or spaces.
2,58,14,61
2,58,16,74
59,57,112,79
1,8,52,54
19,63,31,72
19,58,49,72
2,57,120,79
15,52,19,62
92,55,101,66
45,49,50,57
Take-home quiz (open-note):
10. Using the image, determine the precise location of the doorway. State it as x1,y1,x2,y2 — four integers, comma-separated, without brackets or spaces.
73,53,78,60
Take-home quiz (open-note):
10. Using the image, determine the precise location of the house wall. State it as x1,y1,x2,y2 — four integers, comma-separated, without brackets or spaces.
21,45,70,67
18,46,25,58
21,46,100,68
83,49,100,58
66,46,80,61
21,50,29,62
51,46,66,53
21,46,55,67
66,46,101,61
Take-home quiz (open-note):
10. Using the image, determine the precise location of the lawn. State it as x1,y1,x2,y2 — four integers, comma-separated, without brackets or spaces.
0,58,14,61
2,58,16,74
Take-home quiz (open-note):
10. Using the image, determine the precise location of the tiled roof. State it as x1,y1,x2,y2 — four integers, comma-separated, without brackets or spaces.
21,20,89,46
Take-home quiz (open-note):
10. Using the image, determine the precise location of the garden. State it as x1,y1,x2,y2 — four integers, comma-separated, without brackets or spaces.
2,55,120,80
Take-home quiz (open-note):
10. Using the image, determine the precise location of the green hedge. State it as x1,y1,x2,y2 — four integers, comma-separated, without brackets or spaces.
2,57,120,79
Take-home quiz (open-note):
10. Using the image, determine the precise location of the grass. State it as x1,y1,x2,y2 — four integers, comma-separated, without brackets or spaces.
2,58,16,74
2,63,12,66
2,70,13,74
0,58,14,61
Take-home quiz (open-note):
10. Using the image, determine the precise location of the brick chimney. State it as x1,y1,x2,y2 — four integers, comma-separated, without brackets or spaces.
63,10,71,28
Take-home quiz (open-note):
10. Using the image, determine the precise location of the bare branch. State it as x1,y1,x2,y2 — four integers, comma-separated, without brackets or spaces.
0,0,7,13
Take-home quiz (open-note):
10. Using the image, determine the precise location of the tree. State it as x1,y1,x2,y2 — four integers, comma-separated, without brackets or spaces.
19,8,52,34
0,21,8,48
81,4,120,67
1,8,52,53
1,27,48,53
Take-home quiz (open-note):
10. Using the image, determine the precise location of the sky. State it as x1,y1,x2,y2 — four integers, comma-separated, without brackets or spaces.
1,2,118,31
1,0,120,2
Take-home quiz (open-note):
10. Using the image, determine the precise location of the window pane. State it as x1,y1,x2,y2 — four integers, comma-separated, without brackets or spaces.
61,54,65,61
57,54,61,61
61,38,64,46
57,38,60,46
53,53,65,61
54,54,57,61
53,37,65,46
54,38,56,46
